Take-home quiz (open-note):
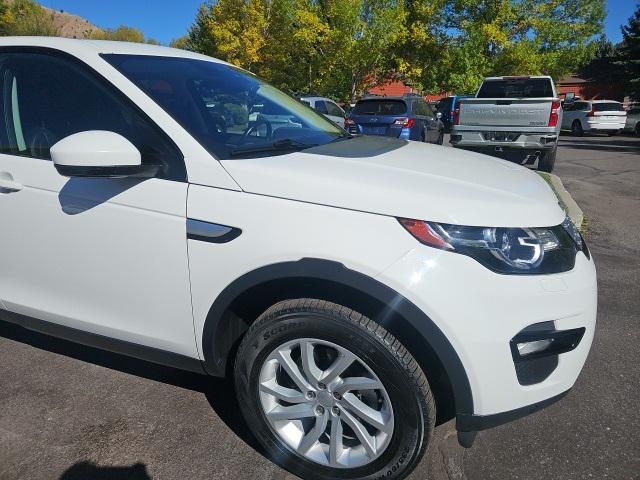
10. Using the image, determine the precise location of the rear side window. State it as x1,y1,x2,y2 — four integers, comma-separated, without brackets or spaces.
477,78,554,98
593,103,624,112
574,102,591,111
314,101,328,114
352,100,407,115
0,51,185,181
325,101,343,117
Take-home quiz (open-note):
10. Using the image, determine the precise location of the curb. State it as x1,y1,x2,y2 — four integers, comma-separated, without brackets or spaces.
543,173,584,229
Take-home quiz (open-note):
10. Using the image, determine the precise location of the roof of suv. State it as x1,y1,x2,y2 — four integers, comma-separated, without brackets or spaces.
299,96,336,103
0,36,227,63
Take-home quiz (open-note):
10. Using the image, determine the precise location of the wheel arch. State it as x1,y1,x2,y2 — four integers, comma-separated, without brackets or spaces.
201,258,474,420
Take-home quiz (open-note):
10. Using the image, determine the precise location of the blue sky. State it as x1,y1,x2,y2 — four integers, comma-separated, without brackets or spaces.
41,0,637,45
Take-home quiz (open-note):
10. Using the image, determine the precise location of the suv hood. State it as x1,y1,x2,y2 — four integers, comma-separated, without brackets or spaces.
220,136,564,227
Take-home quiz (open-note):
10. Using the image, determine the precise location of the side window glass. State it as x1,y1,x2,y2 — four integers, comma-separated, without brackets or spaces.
0,52,185,181
315,101,329,114
411,100,422,116
325,101,343,117
424,103,435,117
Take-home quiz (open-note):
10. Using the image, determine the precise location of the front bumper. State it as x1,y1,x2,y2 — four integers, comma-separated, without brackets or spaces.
377,242,597,426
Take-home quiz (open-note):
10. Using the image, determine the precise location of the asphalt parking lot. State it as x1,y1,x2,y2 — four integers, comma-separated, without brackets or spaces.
1,134,639,480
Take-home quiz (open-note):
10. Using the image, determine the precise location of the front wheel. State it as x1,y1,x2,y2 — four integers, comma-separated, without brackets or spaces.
234,299,436,480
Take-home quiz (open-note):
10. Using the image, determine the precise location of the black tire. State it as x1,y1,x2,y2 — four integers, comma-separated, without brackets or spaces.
571,120,584,136
538,147,556,173
234,299,436,480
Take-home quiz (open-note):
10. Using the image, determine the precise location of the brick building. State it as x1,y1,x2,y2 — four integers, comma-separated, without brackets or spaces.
367,76,625,103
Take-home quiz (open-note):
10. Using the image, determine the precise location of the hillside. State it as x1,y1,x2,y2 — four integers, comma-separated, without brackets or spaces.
43,6,100,39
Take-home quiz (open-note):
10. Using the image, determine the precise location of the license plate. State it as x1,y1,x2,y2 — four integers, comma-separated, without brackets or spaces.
364,127,387,135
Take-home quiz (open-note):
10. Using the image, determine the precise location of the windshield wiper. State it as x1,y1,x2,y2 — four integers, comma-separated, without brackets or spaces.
229,138,319,157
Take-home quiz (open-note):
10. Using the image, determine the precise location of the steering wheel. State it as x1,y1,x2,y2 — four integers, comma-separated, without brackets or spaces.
240,116,273,144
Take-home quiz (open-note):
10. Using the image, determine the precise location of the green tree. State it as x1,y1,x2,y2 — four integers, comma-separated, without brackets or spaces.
1,0,57,36
169,35,190,50
184,0,605,99
186,0,406,102
438,0,605,91
580,35,625,84
90,25,147,43
617,3,640,100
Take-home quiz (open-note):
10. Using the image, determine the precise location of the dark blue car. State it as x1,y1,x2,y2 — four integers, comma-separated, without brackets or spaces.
436,95,472,133
345,95,445,144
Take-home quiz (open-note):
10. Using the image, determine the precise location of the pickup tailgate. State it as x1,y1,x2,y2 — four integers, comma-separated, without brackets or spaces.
458,98,552,127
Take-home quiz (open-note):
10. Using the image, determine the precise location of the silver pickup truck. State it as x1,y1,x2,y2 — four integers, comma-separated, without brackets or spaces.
450,76,562,172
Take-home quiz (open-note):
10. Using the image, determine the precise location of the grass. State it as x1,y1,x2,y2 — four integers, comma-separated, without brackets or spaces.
537,172,568,214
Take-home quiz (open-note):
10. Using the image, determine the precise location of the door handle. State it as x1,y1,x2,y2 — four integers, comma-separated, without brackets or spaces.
0,172,23,193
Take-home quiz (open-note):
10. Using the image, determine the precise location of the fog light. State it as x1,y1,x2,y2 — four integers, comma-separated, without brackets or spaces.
517,339,553,357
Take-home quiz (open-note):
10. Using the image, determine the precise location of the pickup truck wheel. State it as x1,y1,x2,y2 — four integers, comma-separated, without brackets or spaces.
538,148,556,173
571,120,584,136
234,299,435,480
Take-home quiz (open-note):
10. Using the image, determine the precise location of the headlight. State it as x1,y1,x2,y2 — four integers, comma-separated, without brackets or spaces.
398,216,587,274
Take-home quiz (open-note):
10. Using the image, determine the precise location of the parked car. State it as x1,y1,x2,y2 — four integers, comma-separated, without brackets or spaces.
562,100,626,136
299,95,346,126
0,38,597,480
450,76,562,172
623,106,640,136
345,95,444,144
437,94,472,133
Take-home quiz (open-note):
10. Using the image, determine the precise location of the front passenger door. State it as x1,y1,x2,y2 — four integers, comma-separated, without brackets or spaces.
0,50,197,357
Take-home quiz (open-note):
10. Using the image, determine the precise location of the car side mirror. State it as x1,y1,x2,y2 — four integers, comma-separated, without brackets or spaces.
564,92,575,106
51,131,159,178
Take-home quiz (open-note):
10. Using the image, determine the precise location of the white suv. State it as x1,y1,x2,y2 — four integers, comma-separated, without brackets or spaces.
299,95,346,126
0,38,597,480
562,99,627,136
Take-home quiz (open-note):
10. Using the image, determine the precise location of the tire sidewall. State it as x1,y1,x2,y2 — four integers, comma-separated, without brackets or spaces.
234,309,427,480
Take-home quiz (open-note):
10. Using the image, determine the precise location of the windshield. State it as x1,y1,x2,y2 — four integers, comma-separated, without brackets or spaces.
352,99,407,116
593,103,624,112
477,78,554,98
102,54,344,159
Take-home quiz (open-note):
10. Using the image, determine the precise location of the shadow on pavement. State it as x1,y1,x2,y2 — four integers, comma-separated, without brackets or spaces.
0,320,266,458
59,461,151,480
558,137,640,152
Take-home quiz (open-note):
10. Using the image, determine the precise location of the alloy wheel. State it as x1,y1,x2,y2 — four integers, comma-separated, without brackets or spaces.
258,338,394,469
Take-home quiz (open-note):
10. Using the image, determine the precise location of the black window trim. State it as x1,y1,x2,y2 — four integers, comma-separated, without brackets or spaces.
0,46,187,183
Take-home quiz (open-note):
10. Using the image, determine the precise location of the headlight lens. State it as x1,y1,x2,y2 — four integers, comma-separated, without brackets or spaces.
398,217,586,274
